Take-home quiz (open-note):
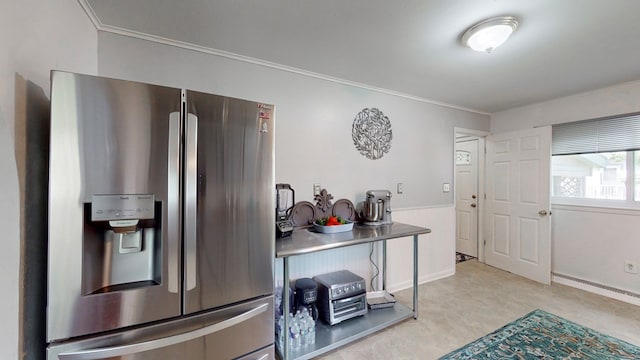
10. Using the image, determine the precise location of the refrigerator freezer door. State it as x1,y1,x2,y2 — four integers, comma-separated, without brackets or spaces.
236,347,274,360
48,71,182,341
47,297,275,360
184,91,275,314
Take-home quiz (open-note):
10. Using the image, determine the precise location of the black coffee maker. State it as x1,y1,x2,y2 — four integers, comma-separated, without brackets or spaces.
294,278,318,320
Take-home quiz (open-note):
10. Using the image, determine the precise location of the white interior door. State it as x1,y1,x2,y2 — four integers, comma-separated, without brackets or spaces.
485,126,551,284
456,139,478,257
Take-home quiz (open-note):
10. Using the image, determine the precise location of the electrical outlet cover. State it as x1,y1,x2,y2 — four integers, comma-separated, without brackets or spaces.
624,260,638,274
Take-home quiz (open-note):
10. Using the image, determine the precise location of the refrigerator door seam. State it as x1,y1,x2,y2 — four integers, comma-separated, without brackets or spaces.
56,302,269,360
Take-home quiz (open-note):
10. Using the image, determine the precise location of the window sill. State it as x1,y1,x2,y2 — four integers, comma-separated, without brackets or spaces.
551,203,640,216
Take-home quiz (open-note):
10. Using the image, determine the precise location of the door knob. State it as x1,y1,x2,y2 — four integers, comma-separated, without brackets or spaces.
472,194,477,199
538,210,548,216
471,203,477,208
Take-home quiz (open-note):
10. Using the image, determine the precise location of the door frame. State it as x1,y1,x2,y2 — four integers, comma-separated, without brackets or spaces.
455,138,480,258
454,127,489,263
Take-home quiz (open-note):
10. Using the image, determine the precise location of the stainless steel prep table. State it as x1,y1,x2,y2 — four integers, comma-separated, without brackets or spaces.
276,222,431,360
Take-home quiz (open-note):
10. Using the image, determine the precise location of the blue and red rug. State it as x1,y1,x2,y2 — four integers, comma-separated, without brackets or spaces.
440,309,640,359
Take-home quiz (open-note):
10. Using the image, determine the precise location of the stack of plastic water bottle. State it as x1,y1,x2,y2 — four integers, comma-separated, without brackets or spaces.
276,307,316,351
274,285,284,320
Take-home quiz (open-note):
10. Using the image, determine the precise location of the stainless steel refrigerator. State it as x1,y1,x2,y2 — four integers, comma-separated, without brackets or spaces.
46,71,275,359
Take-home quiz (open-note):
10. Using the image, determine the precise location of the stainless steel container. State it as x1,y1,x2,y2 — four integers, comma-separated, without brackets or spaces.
360,190,393,225
362,199,383,222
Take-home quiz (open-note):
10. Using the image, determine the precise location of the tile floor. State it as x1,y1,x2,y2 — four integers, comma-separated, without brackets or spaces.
317,260,640,359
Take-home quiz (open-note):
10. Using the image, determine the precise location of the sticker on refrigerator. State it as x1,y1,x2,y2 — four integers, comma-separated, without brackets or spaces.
260,119,269,133
258,104,272,133
258,104,272,120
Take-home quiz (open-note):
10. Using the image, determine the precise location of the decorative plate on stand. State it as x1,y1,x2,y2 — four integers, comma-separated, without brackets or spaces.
289,201,316,228
332,199,357,222
288,189,357,229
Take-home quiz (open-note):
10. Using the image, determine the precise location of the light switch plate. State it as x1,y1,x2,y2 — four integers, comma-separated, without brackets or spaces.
443,183,450,192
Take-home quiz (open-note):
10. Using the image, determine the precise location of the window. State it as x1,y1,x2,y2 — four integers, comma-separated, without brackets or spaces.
552,151,631,203
552,113,640,208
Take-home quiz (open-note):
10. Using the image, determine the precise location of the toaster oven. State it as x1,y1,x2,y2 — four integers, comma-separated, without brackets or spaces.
313,270,367,325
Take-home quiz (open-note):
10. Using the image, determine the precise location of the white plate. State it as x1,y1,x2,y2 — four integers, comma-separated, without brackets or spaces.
313,221,354,233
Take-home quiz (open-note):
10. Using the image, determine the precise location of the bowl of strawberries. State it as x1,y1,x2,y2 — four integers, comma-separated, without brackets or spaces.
313,215,354,233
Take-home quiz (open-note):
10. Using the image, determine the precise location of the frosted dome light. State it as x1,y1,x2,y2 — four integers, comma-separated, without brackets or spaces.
461,16,519,53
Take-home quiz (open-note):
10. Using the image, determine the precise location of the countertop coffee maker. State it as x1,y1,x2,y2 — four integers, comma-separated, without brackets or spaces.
360,190,393,225
294,278,318,320
276,183,295,238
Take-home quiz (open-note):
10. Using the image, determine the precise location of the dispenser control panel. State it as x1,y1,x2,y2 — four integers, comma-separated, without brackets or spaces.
91,194,155,221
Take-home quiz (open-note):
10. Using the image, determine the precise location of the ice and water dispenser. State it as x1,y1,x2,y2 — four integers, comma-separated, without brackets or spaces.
82,194,162,295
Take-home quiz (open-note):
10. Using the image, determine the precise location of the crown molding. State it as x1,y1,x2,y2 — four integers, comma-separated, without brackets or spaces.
76,0,489,116
77,0,102,30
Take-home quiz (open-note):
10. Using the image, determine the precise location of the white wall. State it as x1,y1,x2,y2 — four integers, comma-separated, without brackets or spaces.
97,33,490,209
387,206,455,291
491,80,640,133
97,32,489,292
491,82,640,295
552,205,640,294
0,0,97,358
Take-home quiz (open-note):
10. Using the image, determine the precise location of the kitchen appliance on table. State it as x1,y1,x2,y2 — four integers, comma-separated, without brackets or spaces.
275,183,294,238
313,270,367,325
47,71,275,360
294,278,318,320
360,190,393,225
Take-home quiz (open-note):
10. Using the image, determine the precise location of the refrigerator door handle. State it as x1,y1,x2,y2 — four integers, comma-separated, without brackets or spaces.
167,111,181,294
56,302,269,360
185,112,198,291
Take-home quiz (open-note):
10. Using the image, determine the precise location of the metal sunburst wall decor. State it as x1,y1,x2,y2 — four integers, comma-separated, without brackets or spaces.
352,108,393,160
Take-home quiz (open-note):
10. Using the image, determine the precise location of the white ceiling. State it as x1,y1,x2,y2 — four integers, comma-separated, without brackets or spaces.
83,0,640,113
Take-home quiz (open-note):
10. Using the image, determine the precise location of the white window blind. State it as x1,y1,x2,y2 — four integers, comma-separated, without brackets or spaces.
552,113,640,155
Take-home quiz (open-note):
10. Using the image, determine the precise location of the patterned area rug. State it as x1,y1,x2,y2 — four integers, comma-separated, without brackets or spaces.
456,252,476,263
440,309,640,359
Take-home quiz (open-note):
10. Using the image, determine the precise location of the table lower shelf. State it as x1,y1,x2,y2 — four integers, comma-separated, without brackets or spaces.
276,303,415,360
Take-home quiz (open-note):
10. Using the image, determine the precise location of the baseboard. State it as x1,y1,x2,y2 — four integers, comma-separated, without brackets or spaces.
552,273,640,307
387,268,455,293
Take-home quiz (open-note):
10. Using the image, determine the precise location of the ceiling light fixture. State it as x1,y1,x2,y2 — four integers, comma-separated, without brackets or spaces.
461,16,519,53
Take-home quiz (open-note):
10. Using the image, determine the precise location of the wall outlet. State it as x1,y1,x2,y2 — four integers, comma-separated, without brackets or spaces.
624,260,638,274
397,182,404,194
313,183,321,196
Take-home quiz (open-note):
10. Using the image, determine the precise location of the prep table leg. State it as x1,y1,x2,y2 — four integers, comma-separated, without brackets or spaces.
413,234,418,319
382,240,387,290
283,257,290,359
